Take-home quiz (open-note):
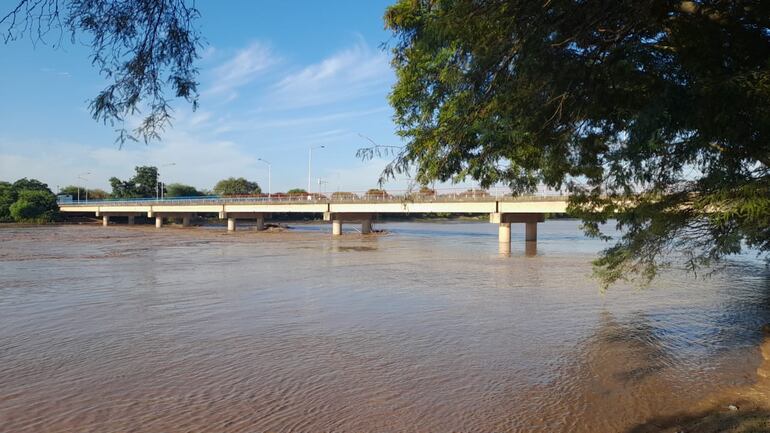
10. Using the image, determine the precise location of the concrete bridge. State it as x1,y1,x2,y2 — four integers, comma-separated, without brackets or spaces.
58,194,569,251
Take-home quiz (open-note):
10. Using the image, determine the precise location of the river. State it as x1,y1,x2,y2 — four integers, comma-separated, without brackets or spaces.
1,221,768,432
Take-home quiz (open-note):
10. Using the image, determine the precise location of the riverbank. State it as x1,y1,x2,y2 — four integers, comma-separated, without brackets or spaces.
627,329,770,432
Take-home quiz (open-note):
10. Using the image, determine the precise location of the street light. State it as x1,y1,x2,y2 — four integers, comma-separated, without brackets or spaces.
157,162,176,200
317,178,328,195
258,158,272,199
77,172,91,203
307,145,325,194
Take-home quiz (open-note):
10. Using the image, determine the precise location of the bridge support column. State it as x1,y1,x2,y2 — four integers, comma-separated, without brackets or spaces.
127,216,135,225
498,222,511,244
256,215,265,231
182,215,191,227
525,222,537,242
155,216,163,228
227,218,236,232
102,215,109,226
361,219,372,234
324,212,374,236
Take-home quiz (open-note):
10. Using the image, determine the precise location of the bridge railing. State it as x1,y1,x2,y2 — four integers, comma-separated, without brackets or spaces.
58,187,569,206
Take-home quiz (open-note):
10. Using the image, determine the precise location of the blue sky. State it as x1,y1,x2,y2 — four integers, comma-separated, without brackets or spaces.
0,0,445,194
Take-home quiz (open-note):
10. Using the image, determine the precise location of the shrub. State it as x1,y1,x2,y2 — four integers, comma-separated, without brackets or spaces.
9,190,58,222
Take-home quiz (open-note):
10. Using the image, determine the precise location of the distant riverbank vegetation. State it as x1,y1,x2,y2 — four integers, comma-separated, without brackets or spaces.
0,179,59,223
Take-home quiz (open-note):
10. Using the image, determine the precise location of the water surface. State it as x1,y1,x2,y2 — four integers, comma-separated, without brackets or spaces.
1,221,768,432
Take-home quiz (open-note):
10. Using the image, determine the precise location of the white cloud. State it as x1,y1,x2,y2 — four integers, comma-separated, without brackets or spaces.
211,106,390,134
203,41,277,100
0,131,260,192
268,40,392,109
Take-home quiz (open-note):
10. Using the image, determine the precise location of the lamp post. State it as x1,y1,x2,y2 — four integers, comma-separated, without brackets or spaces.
307,145,325,195
157,162,176,200
77,172,91,203
258,158,271,199
317,178,328,195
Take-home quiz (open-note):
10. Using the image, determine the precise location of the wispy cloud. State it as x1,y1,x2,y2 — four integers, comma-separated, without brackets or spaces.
268,40,392,109
204,41,277,100
211,106,390,134
40,67,71,78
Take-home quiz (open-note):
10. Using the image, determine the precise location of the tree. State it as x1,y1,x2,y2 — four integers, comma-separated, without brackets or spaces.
165,183,202,197
12,178,50,192
87,189,110,200
109,166,160,198
383,0,770,287
286,188,307,195
418,186,435,196
365,189,388,198
59,185,81,198
213,178,261,196
59,185,109,200
0,181,17,221
9,189,58,222
1,1,201,145
331,191,357,200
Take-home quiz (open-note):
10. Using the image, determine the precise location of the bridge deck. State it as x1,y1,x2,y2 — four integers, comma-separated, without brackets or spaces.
59,195,569,215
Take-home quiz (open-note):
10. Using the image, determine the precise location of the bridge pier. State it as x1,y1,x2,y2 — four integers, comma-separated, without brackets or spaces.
127,216,135,225
525,221,537,242
361,219,372,234
498,222,511,243
256,215,265,231
182,215,191,227
227,218,236,232
155,216,163,228
324,212,374,236
490,213,544,253
102,215,109,226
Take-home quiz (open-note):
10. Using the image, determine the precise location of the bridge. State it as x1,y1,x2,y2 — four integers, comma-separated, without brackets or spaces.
58,192,569,252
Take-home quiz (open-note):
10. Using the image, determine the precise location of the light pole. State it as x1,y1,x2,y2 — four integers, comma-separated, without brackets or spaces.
157,162,176,200
317,178,328,195
258,158,272,199
307,145,325,195
77,172,91,203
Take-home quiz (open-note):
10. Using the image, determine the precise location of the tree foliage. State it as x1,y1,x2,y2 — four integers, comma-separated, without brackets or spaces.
109,166,159,198
165,182,202,197
10,190,58,222
384,0,770,286
213,178,261,196
60,185,110,200
286,188,307,195
1,0,201,145
0,182,17,221
1,178,58,222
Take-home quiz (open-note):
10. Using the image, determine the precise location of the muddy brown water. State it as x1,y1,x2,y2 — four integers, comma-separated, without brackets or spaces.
1,222,769,432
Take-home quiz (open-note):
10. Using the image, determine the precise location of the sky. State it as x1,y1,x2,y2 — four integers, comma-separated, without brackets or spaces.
0,0,452,195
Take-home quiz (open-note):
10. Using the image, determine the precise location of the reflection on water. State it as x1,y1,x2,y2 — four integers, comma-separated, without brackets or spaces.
0,221,768,433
